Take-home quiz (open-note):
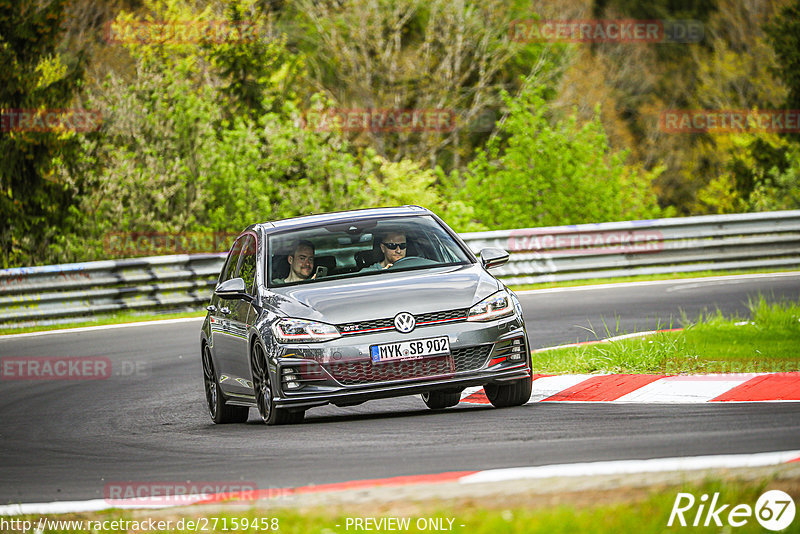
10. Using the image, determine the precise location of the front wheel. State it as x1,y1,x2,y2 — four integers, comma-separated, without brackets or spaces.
421,390,461,410
203,344,249,424
251,343,305,425
484,376,532,408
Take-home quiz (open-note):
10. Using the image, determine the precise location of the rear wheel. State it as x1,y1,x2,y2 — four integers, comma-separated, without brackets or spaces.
484,376,532,408
251,343,305,425
421,390,461,410
203,344,249,423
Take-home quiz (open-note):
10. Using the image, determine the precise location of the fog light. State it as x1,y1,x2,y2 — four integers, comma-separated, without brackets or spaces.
282,367,303,390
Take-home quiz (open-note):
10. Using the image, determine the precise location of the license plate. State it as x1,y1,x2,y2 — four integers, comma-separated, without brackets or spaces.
370,336,450,363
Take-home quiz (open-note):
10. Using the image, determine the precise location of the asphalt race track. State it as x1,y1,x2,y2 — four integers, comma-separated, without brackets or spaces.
1,273,799,505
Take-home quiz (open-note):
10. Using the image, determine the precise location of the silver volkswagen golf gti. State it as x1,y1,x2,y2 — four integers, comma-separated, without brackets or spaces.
201,206,532,424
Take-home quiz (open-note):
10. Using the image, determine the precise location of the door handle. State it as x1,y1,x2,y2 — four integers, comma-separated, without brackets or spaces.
220,307,231,315
206,305,217,313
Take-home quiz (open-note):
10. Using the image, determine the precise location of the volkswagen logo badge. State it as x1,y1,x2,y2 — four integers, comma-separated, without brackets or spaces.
394,312,416,333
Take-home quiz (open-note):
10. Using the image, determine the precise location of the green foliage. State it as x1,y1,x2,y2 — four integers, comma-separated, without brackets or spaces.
9,0,798,267
457,83,664,230
586,0,789,215
362,154,440,210
696,132,800,213
68,48,369,257
0,0,89,267
675,0,800,216
207,0,303,119
764,0,800,110
59,0,445,260
287,0,562,172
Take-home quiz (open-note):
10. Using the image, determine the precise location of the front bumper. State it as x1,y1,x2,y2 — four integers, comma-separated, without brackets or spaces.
271,316,530,409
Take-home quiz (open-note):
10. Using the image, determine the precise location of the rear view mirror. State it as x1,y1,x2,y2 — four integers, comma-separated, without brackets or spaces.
215,277,250,299
479,248,509,269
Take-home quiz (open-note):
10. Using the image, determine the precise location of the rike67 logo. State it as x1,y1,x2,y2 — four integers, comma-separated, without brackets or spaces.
668,490,795,531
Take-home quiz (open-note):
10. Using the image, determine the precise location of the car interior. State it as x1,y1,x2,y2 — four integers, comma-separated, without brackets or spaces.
268,217,471,286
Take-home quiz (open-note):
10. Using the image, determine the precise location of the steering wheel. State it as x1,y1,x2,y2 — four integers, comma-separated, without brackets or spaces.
389,256,418,267
387,256,437,269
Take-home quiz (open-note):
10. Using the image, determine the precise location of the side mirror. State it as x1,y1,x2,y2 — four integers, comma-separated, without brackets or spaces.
215,277,251,300
479,248,509,270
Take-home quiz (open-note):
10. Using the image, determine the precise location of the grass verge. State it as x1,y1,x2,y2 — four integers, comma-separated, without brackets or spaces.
9,473,798,533
532,296,800,374
0,309,206,336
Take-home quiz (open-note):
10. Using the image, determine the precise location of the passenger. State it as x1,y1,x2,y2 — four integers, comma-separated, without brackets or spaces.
361,231,407,271
275,240,315,283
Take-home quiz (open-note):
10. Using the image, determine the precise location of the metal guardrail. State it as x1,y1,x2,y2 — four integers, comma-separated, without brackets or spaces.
0,254,225,328
462,210,800,285
1,211,799,328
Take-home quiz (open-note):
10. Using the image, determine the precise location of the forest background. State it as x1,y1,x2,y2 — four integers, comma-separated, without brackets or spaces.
2,0,800,267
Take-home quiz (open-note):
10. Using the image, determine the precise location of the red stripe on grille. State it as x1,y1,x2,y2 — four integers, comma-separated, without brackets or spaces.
417,317,467,326
341,326,394,335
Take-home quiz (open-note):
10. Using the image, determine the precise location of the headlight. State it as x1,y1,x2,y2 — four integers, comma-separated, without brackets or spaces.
271,318,341,343
467,290,514,322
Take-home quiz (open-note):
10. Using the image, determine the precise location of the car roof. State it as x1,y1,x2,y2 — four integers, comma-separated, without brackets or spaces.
251,206,432,234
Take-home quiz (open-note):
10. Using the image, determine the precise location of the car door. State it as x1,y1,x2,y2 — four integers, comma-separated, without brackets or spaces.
209,235,245,395
220,233,259,397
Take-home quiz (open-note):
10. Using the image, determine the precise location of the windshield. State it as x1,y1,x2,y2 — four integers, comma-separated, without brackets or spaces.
268,215,473,287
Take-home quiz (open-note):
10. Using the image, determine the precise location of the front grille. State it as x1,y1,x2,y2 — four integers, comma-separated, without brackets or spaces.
323,344,491,386
325,355,455,386
452,345,492,372
337,308,469,336
417,308,469,324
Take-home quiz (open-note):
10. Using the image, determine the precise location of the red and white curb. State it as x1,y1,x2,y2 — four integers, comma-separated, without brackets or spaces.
467,325,800,403
1,450,798,517
459,372,800,404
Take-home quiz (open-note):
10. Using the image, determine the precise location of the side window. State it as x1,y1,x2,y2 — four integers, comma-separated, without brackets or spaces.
238,235,257,294
220,237,245,283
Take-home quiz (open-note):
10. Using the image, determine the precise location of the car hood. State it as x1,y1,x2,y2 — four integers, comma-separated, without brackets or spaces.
265,264,501,324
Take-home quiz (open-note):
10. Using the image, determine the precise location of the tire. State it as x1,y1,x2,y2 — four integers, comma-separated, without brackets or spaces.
251,342,305,425
203,344,249,424
421,390,461,410
484,375,533,408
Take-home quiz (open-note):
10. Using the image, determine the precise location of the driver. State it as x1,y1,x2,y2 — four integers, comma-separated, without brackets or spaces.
361,231,406,271
275,240,315,283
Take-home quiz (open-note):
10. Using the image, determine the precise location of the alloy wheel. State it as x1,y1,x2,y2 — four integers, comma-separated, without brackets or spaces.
202,345,218,420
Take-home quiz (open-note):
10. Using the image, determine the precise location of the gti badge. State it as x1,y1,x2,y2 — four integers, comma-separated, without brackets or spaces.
394,312,416,333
